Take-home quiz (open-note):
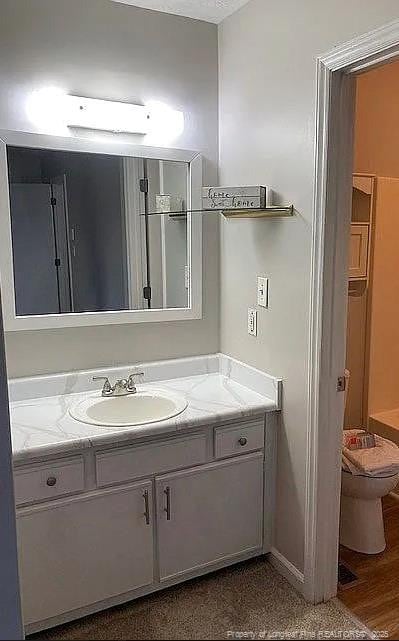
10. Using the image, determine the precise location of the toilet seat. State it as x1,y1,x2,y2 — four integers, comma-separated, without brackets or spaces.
341,467,398,479
341,469,399,496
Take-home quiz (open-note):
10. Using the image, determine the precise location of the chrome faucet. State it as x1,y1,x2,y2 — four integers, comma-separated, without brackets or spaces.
92,376,113,396
93,372,144,397
126,372,145,393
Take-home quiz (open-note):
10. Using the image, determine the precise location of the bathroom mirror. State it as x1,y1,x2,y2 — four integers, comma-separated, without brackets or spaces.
0,131,202,330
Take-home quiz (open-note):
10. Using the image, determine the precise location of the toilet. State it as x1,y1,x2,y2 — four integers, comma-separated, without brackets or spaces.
340,468,398,554
340,370,399,554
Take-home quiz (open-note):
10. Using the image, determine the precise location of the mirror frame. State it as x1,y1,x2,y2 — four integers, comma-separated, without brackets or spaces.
0,130,202,331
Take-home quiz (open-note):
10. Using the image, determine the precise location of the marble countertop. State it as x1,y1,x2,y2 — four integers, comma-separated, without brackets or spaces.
10,371,279,464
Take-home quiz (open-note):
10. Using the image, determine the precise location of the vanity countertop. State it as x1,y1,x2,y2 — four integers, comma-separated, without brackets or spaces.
9,354,282,464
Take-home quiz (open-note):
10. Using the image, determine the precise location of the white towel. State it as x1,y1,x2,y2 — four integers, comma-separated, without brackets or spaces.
342,429,399,477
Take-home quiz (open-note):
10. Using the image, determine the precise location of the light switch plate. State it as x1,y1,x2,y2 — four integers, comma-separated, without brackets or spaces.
257,277,269,308
248,308,257,336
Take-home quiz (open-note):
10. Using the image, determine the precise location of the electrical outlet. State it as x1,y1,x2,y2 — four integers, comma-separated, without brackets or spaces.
257,277,269,308
248,308,257,336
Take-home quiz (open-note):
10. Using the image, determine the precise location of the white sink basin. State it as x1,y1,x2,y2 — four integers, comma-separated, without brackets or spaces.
69,387,188,428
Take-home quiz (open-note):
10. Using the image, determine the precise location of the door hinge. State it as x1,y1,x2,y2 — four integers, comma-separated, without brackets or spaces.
143,285,151,301
54,258,61,267
139,178,149,194
337,376,346,392
50,197,57,206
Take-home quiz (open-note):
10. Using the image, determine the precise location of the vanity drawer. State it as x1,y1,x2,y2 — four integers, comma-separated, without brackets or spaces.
96,433,208,487
214,419,265,459
14,456,85,506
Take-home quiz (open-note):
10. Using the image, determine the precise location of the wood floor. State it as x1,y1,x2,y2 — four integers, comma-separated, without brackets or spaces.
338,495,399,639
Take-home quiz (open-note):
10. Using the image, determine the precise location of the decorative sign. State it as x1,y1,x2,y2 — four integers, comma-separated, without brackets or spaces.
202,186,271,210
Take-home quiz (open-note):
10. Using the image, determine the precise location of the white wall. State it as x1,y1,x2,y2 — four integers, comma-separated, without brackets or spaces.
218,0,399,571
0,0,219,377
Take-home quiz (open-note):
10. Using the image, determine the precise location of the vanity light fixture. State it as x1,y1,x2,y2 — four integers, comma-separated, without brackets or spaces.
26,88,184,139
64,95,152,134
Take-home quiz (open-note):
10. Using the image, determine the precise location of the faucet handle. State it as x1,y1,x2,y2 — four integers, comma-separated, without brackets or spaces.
92,376,113,395
127,371,145,392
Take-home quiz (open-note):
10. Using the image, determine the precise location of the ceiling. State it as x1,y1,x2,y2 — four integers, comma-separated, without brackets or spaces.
111,0,251,23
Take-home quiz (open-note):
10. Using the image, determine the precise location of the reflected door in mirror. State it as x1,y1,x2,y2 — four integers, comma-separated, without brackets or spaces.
7,147,189,317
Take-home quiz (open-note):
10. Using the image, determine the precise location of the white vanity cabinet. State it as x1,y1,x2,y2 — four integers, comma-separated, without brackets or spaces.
17,481,154,625
156,452,264,581
15,415,275,633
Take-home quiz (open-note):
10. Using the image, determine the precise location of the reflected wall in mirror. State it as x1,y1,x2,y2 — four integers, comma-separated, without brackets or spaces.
7,146,189,316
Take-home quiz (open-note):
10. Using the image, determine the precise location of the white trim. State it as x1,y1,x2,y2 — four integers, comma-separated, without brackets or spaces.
305,19,399,604
187,154,203,318
0,130,198,163
0,301,24,638
0,130,202,330
269,547,304,595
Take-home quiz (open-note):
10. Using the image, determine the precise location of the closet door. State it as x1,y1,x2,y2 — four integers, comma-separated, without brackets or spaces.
156,453,263,581
348,223,369,280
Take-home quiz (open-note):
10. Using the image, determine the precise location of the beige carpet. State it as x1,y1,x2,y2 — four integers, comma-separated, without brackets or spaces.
29,558,372,640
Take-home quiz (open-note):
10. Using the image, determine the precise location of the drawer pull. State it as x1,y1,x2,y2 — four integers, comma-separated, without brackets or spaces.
238,437,248,447
164,486,171,521
143,489,150,526
46,476,57,487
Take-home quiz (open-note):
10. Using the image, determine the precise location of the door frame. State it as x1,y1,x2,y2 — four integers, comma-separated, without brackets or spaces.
305,19,399,603
0,293,23,639
122,157,147,309
51,175,73,313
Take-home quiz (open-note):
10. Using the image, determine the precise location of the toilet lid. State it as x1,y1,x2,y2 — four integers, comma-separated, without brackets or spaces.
342,429,399,477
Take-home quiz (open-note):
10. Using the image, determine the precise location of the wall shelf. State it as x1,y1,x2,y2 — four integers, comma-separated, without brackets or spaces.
141,205,295,218
222,205,294,218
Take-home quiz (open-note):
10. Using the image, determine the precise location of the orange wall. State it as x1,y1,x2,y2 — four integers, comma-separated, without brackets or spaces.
352,62,399,418
354,59,399,177
367,177,399,414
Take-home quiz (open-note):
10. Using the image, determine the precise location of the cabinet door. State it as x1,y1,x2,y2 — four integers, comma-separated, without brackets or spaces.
156,452,263,581
349,223,369,279
17,481,154,626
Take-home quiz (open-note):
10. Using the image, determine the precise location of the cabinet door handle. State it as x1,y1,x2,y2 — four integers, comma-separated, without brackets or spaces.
46,476,57,487
143,489,150,525
164,486,171,521
238,437,248,447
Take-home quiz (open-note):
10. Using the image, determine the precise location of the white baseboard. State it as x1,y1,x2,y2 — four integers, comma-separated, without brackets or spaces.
269,547,305,595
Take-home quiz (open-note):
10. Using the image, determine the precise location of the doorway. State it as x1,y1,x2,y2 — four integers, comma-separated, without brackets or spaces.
305,19,399,607
336,61,399,638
